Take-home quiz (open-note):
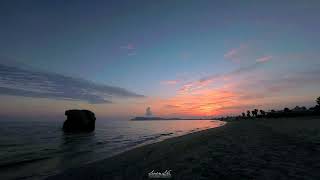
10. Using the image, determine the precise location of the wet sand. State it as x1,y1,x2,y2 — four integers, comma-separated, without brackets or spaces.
47,117,320,180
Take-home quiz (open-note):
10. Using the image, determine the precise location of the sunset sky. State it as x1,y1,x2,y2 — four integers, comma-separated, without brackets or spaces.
1,0,320,120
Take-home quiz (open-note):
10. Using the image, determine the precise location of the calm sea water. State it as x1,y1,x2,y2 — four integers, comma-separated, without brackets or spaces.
0,119,225,180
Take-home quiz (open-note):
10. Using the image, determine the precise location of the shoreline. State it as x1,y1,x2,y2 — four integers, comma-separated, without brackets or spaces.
44,121,226,179
47,117,320,179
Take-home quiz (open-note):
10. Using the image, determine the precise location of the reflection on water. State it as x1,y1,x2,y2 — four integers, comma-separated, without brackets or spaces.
57,132,97,171
0,119,225,179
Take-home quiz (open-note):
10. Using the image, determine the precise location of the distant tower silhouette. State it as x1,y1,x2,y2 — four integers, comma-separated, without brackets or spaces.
145,107,152,116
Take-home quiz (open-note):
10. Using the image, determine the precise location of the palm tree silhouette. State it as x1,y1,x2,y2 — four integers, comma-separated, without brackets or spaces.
247,110,251,117
251,110,255,117
251,109,258,117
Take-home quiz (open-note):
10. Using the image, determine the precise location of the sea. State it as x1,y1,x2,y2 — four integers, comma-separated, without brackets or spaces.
0,119,225,180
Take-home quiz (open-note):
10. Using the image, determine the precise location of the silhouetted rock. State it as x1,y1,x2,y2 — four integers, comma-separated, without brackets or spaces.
63,109,96,133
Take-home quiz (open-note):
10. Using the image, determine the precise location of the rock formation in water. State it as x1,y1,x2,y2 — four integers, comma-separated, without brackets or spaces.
63,109,96,133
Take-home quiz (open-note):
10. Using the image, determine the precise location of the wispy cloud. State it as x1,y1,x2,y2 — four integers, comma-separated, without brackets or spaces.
178,61,268,94
224,43,273,65
224,44,248,62
256,55,272,63
0,64,144,104
178,78,214,94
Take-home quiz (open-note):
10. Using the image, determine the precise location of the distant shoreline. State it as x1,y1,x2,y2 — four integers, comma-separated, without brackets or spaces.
131,117,214,121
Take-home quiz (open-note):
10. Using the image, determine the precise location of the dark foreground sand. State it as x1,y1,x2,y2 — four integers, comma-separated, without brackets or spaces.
47,117,320,180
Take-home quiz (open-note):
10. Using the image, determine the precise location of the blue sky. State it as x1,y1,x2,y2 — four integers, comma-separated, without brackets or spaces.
0,0,320,119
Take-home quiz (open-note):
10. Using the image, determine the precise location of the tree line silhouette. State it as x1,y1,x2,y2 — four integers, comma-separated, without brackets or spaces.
217,96,320,120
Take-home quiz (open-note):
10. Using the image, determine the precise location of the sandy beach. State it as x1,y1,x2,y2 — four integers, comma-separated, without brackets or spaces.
47,117,320,180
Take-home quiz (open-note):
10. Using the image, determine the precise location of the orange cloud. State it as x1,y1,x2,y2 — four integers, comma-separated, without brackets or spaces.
147,87,241,117
139,54,320,118
147,75,273,117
